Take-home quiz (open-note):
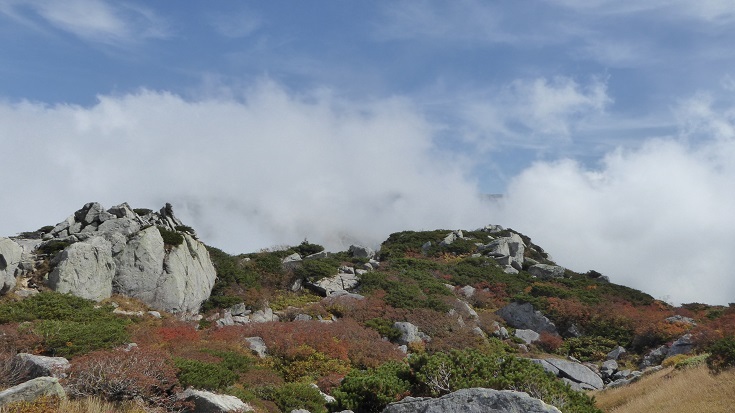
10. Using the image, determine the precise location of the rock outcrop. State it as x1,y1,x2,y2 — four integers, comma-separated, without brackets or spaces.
381,388,561,413
48,236,115,301
8,202,217,314
0,377,66,408
480,232,525,272
13,353,70,380
0,238,22,294
540,358,604,390
496,302,558,335
177,388,253,412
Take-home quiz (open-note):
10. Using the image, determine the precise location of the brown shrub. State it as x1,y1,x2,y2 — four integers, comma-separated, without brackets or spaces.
64,347,185,411
536,332,564,353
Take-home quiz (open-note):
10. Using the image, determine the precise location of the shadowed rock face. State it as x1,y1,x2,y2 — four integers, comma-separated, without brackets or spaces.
496,301,558,335
381,388,562,413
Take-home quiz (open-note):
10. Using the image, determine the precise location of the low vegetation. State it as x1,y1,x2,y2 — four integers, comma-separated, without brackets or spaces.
2,227,735,412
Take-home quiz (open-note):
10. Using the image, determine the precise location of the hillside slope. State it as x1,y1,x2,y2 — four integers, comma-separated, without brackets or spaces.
1,203,734,412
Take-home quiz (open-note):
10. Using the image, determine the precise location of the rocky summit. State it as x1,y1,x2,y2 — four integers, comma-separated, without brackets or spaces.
0,202,216,313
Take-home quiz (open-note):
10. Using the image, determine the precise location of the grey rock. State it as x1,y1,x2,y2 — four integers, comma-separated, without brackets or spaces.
666,315,696,326
482,232,525,270
250,308,278,323
531,359,560,376
479,224,504,233
291,410,310,413
0,238,23,294
229,303,250,317
339,265,355,274
107,203,138,219
459,285,476,298
13,353,69,379
177,388,253,412
528,264,566,280
394,322,425,345
113,226,165,303
311,273,360,296
349,244,375,259
543,358,604,390
607,346,626,361
97,217,141,238
489,321,509,339
48,236,115,301
640,345,669,369
148,311,162,318
282,252,302,264
245,337,267,358
440,230,463,246
0,377,66,407
496,302,558,335
454,300,478,320
294,313,313,321
666,334,694,358
381,388,561,413
114,227,216,313
565,324,582,338
601,359,618,372
600,360,618,379
304,251,330,260
515,329,540,344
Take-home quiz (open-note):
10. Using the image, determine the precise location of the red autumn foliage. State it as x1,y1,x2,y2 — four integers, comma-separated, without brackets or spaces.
537,332,564,353
208,318,403,369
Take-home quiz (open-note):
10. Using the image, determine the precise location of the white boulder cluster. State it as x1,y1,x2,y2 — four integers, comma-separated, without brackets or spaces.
1,202,217,314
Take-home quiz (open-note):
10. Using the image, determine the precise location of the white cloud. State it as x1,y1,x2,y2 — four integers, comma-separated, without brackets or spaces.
0,0,168,45
0,81,490,253
492,95,735,305
208,9,262,38
551,0,735,23
374,0,514,44
461,76,611,150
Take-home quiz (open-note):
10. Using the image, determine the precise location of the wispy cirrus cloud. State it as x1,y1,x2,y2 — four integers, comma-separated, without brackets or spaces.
460,76,611,150
0,0,169,45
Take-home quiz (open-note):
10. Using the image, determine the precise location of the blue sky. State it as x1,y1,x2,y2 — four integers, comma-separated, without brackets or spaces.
1,1,735,305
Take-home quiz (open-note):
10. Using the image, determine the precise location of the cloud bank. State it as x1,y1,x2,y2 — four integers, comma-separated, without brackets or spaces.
0,81,490,253
1,82,733,305
494,94,735,305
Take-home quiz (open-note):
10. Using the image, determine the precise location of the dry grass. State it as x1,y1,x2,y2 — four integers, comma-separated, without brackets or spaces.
0,396,152,413
594,365,735,413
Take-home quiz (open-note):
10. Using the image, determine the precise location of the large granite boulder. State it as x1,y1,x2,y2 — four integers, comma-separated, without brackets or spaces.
0,377,66,407
527,264,566,280
481,232,525,270
381,388,561,413
39,202,216,313
0,238,22,294
496,302,558,335
666,334,694,358
47,236,115,301
393,322,430,345
349,244,375,259
13,353,70,380
177,388,253,412
541,358,604,390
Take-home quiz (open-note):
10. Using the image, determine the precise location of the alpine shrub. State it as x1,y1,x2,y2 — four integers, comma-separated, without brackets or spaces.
707,336,735,373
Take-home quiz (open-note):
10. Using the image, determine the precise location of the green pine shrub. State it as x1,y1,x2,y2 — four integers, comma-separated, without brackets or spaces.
255,382,328,413
559,336,618,362
332,361,412,413
157,226,184,247
707,336,735,373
